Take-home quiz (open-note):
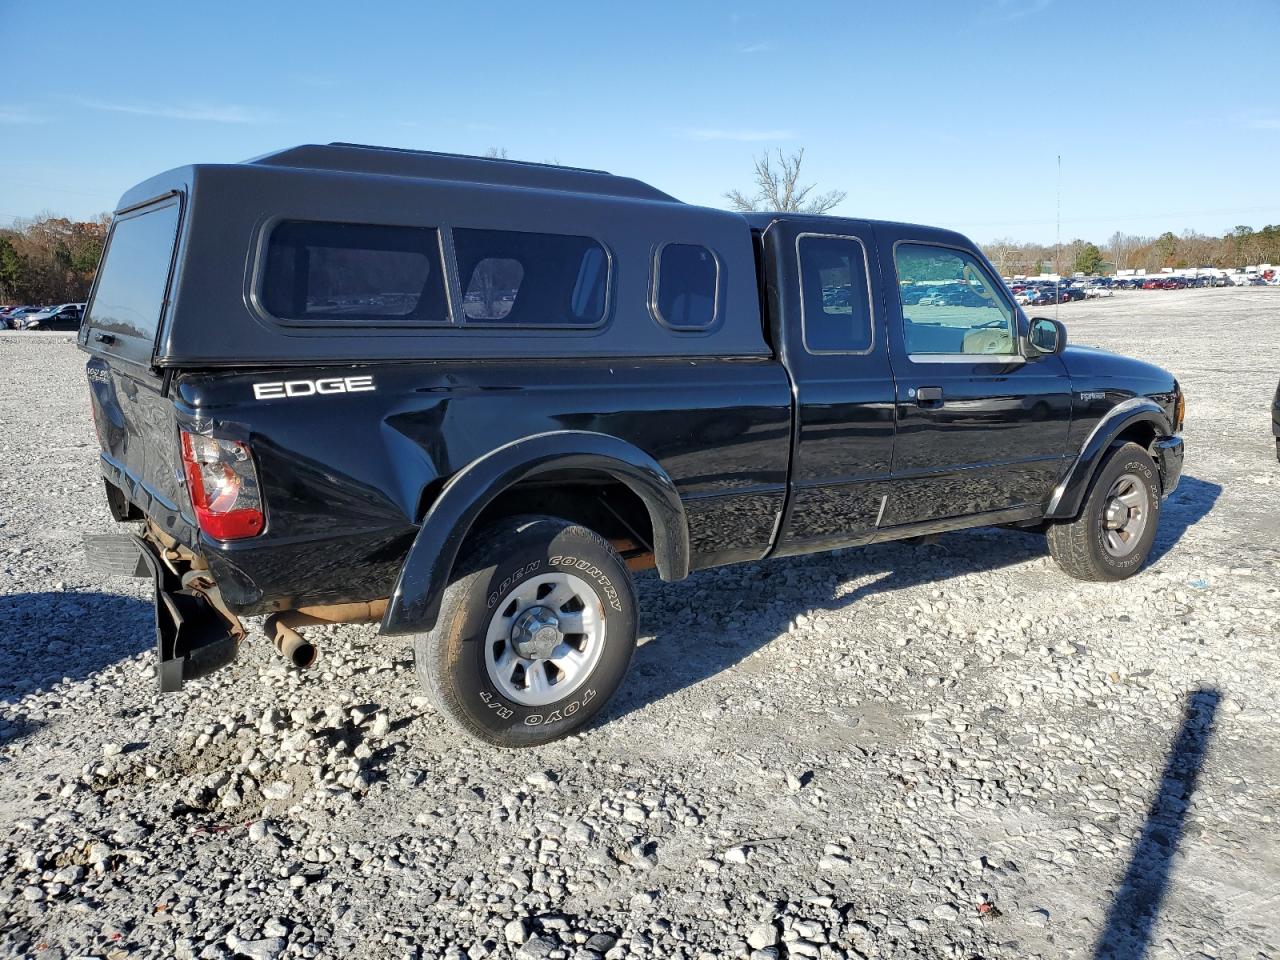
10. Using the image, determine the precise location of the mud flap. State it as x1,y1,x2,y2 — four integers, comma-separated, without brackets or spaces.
129,536,239,693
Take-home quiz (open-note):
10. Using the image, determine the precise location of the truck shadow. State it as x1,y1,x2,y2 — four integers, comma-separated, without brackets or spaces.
1147,475,1221,565
0,591,152,709
1091,688,1219,960
609,474,1218,723
611,526,1043,720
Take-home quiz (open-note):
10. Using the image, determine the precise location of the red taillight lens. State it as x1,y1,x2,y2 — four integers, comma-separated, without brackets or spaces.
179,431,265,540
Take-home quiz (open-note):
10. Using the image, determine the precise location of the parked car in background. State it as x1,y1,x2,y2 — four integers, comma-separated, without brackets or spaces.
20,302,84,330
1058,287,1086,303
3,305,43,327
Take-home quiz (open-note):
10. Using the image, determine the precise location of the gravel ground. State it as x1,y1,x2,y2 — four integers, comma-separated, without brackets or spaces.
1,286,1277,960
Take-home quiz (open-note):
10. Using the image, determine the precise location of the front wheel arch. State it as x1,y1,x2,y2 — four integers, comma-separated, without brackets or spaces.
1045,399,1172,520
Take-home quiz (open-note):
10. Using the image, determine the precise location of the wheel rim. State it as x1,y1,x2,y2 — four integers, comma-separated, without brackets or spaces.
1100,472,1150,558
483,571,606,707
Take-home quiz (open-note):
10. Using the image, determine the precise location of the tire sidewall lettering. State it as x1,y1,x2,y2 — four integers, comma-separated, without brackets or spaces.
486,560,542,610
521,688,595,727
549,555,622,612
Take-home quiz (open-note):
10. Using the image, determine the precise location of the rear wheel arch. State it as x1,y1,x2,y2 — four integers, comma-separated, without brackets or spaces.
382,431,688,636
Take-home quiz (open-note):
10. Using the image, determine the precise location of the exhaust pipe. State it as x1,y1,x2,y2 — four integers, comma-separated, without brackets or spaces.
263,600,388,671
267,616,318,670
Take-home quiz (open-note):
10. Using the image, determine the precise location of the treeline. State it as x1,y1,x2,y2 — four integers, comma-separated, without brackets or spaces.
982,225,1280,277
0,214,109,305
4,207,1279,305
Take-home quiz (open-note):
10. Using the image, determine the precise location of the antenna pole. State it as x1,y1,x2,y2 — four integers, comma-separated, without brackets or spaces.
1055,154,1062,320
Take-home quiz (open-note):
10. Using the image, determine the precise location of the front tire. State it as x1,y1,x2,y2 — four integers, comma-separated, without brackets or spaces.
1047,442,1162,581
415,515,637,747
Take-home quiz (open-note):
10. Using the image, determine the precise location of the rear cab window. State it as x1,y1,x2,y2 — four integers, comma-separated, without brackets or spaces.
797,234,874,353
83,196,182,367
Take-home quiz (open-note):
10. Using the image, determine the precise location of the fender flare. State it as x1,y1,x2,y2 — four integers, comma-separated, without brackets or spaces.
1045,397,1173,519
380,430,689,636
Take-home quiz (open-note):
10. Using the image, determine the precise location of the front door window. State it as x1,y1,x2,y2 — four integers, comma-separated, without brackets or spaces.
895,243,1015,357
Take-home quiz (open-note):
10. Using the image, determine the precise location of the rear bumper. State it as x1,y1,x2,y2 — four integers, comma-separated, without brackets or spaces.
1153,436,1184,498
83,533,240,692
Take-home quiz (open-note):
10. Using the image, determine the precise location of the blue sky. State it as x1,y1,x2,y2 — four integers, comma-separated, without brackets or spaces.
1,0,1277,243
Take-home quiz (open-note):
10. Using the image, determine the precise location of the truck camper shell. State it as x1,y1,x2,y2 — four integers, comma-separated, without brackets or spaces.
89,143,768,368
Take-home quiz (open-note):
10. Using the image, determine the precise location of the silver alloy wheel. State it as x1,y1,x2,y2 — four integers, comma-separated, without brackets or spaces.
483,571,606,707
1100,472,1150,558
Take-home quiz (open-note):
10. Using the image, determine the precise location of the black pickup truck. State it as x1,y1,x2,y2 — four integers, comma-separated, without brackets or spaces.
81,143,1184,746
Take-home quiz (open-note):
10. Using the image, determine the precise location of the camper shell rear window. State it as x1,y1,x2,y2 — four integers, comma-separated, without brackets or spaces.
84,196,182,367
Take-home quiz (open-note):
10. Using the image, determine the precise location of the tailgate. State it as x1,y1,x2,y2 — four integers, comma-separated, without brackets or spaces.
81,194,193,540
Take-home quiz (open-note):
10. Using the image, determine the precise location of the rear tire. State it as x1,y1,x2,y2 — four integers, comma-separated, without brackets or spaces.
1047,442,1161,582
415,515,637,747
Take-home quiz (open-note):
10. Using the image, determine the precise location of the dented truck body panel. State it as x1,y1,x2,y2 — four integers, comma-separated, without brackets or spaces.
162,358,792,615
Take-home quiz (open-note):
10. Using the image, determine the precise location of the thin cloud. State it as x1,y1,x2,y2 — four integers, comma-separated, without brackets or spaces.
738,41,775,54
76,98,275,124
1239,109,1280,131
291,74,339,89
994,0,1052,19
680,127,795,142
0,105,49,124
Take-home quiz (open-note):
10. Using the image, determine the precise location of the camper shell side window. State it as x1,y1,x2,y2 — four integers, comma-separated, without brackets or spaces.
259,220,451,326
254,220,615,330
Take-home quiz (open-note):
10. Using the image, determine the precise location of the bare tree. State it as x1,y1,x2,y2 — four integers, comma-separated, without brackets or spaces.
483,147,510,159
1106,231,1147,271
725,148,846,214
983,237,1018,276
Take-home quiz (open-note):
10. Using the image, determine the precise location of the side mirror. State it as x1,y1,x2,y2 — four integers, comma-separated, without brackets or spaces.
1027,316,1066,356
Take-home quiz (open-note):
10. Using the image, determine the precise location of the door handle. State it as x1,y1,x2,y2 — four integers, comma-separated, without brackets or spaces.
915,386,944,404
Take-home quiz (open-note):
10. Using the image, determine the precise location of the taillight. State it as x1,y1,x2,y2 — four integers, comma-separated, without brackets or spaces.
179,430,265,540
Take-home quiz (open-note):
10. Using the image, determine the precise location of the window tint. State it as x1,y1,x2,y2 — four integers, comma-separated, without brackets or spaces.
653,243,717,330
894,243,1015,356
85,198,182,366
453,228,608,326
798,235,873,352
261,221,448,325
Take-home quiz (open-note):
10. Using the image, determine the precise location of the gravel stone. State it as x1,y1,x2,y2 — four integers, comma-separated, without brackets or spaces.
747,923,778,949
504,918,529,945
